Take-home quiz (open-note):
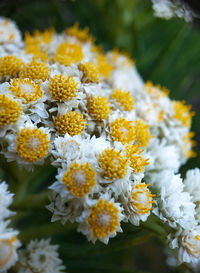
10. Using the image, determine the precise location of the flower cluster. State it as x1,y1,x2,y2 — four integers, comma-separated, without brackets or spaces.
0,181,21,272
0,17,199,269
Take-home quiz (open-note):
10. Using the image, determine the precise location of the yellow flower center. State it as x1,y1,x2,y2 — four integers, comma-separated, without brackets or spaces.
0,94,22,127
134,120,151,147
54,42,84,66
96,55,114,79
110,117,135,144
65,22,95,43
183,132,196,159
54,112,87,136
173,100,194,127
110,89,134,111
98,148,128,179
62,161,96,197
185,234,200,258
25,28,54,47
88,199,119,239
87,96,111,121
0,55,23,78
145,81,169,98
125,144,149,173
16,128,50,162
9,78,43,103
0,237,17,268
20,58,50,81
49,74,78,101
130,183,155,215
25,44,49,62
78,62,100,83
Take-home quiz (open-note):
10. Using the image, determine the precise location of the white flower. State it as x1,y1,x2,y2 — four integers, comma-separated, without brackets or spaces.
148,170,196,230
0,221,20,272
151,0,194,22
184,168,200,203
18,239,65,273
0,17,22,44
122,182,155,226
0,181,14,221
77,195,124,244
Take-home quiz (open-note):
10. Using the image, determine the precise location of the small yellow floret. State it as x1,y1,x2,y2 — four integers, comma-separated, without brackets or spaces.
20,58,50,81
110,118,135,144
78,62,100,83
49,74,78,101
0,55,23,78
134,120,151,147
0,236,17,268
183,132,196,159
0,94,22,127
110,89,134,111
62,161,96,197
54,42,84,66
145,81,169,98
125,144,149,173
88,199,119,239
16,128,50,162
54,112,87,136
111,48,135,67
173,100,194,127
25,44,49,62
65,22,95,43
87,96,111,121
131,183,155,215
9,78,43,103
25,28,54,47
96,55,114,79
98,148,128,179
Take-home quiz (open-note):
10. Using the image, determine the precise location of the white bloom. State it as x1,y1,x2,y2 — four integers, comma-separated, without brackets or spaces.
77,195,124,244
148,170,196,230
0,181,14,220
0,17,22,44
18,239,65,273
151,0,194,22
0,221,20,272
184,168,200,203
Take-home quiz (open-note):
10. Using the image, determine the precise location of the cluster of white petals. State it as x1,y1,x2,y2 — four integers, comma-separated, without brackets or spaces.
0,17,199,269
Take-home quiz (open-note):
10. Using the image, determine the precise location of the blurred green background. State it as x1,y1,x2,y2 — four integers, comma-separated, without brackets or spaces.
1,0,200,272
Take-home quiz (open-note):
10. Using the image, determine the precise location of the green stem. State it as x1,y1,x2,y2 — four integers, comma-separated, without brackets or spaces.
19,222,76,244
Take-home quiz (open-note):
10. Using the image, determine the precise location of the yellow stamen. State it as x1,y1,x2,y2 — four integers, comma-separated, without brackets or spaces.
88,199,119,239
20,58,50,81
87,96,111,120
78,62,100,83
65,22,95,43
16,128,50,162
96,55,114,79
173,100,194,127
130,183,155,215
62,161,96,197
98,148,128,179
183,132,197,158
110,118,135,144
134,120,151,147
0,55,23,78
0,94,22,127
49,74,78,101
9,78,43,103
54,112,87,136
125,144,149,173
110,89,134,111
53,42,84,66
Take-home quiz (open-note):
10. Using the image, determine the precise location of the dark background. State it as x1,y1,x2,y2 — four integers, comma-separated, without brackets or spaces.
1,0,200,272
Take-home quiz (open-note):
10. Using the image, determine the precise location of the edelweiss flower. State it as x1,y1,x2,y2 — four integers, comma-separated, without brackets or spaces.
17,239,65,273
